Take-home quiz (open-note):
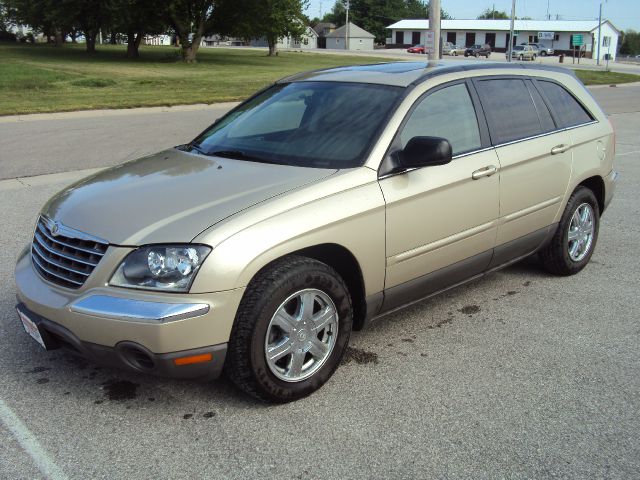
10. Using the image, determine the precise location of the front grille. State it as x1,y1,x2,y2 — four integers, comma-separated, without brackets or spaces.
31,217,108,289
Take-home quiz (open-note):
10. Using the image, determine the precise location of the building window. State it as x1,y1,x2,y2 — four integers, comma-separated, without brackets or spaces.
528,35,539,43
396,31,404,44
603,36,611,47
447,32,456,44
485,32,496,48
554,34,560,41
465,32,475,46
412,31,420,44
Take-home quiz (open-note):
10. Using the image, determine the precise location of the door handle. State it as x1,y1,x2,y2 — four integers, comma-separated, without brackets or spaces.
471,165,498,180
551,144,570,155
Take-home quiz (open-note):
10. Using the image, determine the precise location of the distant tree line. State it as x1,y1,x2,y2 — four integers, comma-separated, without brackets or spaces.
311,0,449,44
0,0,308,61
620,30,640,55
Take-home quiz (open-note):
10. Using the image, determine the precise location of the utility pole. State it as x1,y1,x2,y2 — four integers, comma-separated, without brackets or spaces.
596,2,603,66
345,0,350,51
507,0,516,62
429,0,441,60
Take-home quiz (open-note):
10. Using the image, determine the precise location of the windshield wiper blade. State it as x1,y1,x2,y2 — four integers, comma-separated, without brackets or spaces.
209,150,281,165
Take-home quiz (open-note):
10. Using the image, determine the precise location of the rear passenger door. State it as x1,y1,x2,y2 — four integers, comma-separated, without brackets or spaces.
473,77,572,265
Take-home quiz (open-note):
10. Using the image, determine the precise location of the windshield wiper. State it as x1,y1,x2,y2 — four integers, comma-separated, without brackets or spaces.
209,150,282,165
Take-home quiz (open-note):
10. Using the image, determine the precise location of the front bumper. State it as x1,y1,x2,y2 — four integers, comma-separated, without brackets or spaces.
15,246,246,379
17,303,227,379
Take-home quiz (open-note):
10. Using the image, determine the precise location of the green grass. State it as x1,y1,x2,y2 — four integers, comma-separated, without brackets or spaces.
574,69,640,85
1,44,638,116
0,44,389,115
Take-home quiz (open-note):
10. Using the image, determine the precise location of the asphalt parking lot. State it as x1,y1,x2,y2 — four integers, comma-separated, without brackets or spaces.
1,84,639,479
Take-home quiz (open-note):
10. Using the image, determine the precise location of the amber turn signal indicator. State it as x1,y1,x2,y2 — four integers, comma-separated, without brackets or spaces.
173,353,213,366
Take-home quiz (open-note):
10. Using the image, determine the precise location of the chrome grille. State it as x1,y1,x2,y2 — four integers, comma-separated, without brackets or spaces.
31,217,108,289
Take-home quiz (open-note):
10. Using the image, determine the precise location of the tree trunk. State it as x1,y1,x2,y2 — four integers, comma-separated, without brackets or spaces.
126,30,143,58
71,30,77,43
181,35,202,63
110,32,117,45
54,29,63,47
267,37,278,56
86,32,97,53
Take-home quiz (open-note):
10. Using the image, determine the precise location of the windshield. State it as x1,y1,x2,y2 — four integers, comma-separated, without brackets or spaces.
190,81,403,169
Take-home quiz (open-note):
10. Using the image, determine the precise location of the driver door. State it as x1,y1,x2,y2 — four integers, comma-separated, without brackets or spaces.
379,81,500,310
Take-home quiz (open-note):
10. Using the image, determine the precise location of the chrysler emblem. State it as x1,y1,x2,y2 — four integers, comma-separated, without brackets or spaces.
50,222,60,236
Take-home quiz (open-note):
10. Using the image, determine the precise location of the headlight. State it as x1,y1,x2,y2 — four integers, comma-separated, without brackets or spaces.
110,245,211,292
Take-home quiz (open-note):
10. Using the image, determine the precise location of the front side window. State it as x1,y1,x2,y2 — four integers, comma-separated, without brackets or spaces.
475,78,543,144
192,81,402,169
400,83,481,156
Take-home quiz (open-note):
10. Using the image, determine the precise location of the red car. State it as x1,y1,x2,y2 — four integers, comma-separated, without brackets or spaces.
407,44,426,54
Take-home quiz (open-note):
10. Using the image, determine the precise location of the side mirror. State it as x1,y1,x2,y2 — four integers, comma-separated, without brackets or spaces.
400,136,452,169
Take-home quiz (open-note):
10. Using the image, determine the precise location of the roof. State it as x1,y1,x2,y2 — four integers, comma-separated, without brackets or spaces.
326,22,375,39
278,61,575,88
387,19,620,34
312,22,336,34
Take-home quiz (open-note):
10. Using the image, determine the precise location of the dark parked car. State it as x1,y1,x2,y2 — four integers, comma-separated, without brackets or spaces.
464,44,491,58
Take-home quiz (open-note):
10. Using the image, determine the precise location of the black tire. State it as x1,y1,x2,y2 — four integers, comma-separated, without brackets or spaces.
532,54,537,61
486,52,490,58
464,53,469,57
475,52,479,58
539,186,600,276
541,51,547,56
519,54,524,61
224,255,353,402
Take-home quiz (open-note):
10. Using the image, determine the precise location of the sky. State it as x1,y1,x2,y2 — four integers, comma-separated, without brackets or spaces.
305,0,640,32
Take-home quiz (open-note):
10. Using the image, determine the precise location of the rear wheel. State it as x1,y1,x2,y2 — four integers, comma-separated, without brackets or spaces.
519,54,524,61
539,187,600,276
532,54,537,60
475,52,480,58
486,52,491,58
541,50,547,56
224,256,353,402
453,51,457,56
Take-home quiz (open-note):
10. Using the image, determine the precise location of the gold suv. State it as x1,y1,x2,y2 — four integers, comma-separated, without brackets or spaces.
15,62,618,402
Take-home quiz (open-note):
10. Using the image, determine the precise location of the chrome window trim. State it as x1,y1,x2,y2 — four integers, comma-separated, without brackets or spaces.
492,120,598,149
70,295,210,323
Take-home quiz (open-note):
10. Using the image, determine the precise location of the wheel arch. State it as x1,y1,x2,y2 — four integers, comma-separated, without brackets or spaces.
577,175,605,213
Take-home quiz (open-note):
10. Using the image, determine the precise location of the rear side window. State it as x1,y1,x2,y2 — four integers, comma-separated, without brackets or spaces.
400,83,481,156
526,81,555,132
537,80,593,128
475,78,542,144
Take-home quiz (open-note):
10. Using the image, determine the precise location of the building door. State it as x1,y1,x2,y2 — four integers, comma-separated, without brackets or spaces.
412,31,421,45
465,32,476,46
485,32,496,48
396,31,404,44
447,32,456,44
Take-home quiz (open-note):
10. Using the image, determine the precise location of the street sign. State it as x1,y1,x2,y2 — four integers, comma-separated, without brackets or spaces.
424,30,435,53
571,34,583,46
539,31,555,40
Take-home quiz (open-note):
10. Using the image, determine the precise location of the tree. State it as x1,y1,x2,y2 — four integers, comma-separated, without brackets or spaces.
111,0,167,58
620,30,640,55
166,0,215,62
477,8,509,19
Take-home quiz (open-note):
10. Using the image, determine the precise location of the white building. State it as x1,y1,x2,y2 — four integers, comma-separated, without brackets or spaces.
249,27,318,50
326,22,375,51
387,19,620,61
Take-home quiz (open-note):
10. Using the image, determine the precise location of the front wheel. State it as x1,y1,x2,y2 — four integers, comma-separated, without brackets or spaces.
541,51,547,56
453,51,457,56
532,54,537,60
519,54,524,61
539,187,600,276
224,256,353,402
486,52,491,58
475,52,480,58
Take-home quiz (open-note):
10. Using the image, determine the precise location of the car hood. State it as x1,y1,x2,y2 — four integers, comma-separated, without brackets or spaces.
42,148,337,245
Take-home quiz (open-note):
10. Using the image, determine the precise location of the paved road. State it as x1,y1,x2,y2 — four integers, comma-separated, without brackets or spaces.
0,87,639,479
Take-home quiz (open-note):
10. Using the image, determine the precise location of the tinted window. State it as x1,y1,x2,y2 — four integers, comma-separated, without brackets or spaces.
526,81,555,132
400,83,481,156
193,82,402,169
537,80,593,128
475,78,542,144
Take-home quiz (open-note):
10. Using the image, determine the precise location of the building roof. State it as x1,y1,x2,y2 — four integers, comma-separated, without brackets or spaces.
326,22,375,39
312,22,336,35
387,19,619,35
277,61,575,88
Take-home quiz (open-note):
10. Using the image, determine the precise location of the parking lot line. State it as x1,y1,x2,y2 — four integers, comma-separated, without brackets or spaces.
0,397,68,480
